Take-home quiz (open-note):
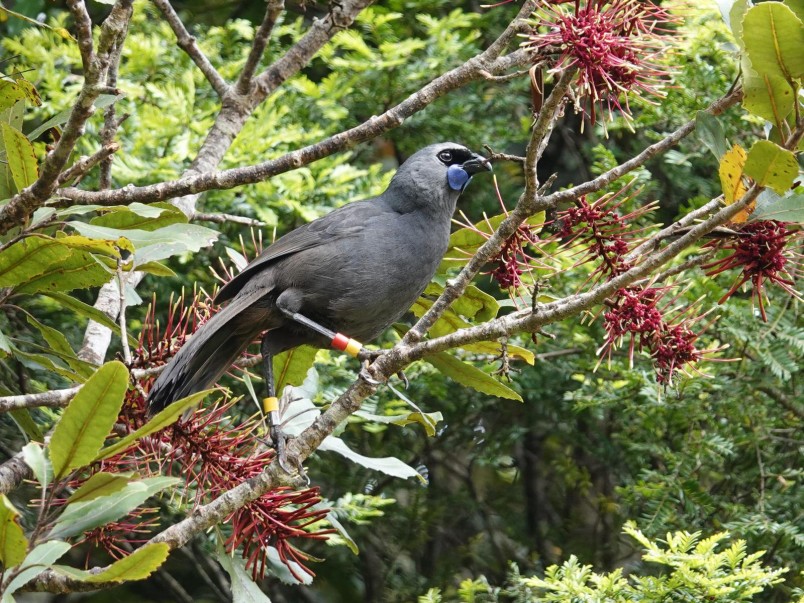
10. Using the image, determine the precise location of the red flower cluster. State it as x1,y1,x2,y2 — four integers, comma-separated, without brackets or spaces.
556,188,654,281
703,220,801,321
599,286,720,385
523,0,675,125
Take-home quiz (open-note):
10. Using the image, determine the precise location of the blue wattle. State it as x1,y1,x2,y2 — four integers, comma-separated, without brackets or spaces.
447,164,471,191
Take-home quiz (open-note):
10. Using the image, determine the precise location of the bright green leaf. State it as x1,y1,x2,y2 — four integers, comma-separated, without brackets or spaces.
49,361,129,478
425,352,522,402
89,202,187,231
742,2,804,80
86,543,170,583
744,140,799,194
1,540,71,597
742,66,796,124
43,292,127,343
26,94,121,141
273,345,318,393
94,389,214,462
0,495,28,568
8,408,44,442
66,472,137,504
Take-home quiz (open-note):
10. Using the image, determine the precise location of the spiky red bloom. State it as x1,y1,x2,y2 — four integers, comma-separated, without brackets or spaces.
522,0,675,124
555,189,655,280
599,286,719,385
703,220,801,321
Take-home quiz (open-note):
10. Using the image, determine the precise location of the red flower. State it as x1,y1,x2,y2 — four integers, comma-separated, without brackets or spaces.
522,0,675,125
703,220,801,321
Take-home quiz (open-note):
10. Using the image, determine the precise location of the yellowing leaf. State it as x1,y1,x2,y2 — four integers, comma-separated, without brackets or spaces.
1,122,38,190
0,495,28,568
719,144,752,223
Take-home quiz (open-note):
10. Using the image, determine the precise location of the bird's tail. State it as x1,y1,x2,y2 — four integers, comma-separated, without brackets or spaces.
147,291,271,415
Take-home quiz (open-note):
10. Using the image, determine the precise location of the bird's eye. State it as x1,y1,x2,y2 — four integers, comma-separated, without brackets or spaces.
438,150,453,163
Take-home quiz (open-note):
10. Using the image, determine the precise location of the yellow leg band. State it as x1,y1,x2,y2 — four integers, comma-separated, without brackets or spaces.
263,396,279,413
344,338,362,358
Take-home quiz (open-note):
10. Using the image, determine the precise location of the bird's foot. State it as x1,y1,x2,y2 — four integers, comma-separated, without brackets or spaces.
269,424,307,479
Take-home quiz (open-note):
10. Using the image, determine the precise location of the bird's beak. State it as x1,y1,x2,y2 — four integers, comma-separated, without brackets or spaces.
461,154,493,175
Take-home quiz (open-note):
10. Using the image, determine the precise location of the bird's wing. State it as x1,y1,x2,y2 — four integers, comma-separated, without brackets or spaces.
216,198,387,303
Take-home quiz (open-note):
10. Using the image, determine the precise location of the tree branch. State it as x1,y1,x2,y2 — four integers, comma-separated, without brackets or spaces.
151,0,229,98
234,0,285,96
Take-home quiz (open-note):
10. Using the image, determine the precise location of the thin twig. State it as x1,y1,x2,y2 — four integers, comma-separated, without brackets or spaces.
193,212,265,227
116,257,132,365
235,0,284,96
56,142,120,187
151,0,229,98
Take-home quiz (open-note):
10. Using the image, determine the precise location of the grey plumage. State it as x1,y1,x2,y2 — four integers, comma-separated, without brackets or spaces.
147,142,490,413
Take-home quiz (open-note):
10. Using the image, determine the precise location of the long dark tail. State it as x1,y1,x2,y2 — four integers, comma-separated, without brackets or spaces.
147,291,272,415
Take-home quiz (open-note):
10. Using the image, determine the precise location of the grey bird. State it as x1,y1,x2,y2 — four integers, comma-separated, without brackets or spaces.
147,143,491,436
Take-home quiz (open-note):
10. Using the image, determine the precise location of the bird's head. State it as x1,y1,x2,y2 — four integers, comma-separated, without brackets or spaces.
388,143,492,213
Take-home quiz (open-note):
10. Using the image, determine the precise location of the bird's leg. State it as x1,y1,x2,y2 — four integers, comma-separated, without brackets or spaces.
260,336,294,473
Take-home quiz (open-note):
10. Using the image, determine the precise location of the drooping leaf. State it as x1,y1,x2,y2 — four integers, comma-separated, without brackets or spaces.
42,292,126,341
743,140,799,194
94,389,214,462
1,540,71,598
320,436,425,481
695,111,728,160
0,495,28,568
49,477,179,539
354,409,444,437
1,122,38,190
8,408,44,442
423,282,499,322
218,549,280,598
21,441,52,490
424,352,522,402
272,345,318,393
53,543,170,584
66,472,137,504
25,314,95,379
742,2,804,81
49,361,129,478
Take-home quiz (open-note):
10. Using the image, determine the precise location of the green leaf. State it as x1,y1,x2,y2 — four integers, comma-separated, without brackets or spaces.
66,471,137,504
64,543,170,583
49,361,129,478
459,340,535,365
744,140,799,194
94,389,214,462
25,314,95,379
752,191,804,222
21,442,52,490
0,80,28,112
0,495,28,568
742,2,804,80
1,122,38,190
423,282,499,322
8,408,44,442
354,409,444,437
136,261,177,277
1,540,71,597
695,111,728,160
742,66,796,124
68,222,219,264
43,292,127,343
49,476,179,539
272,345,318,393
89,203,188,231
219,548,286,597
424,352,522,402
0,235,119,294
0,326,10,354
439,212,545,272
785,0,804,21
26,94,122,141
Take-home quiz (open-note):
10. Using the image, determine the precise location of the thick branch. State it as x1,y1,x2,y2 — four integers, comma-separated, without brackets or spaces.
151,0,229,98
